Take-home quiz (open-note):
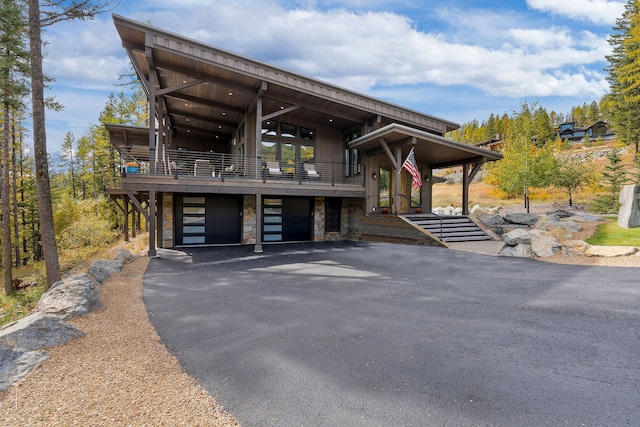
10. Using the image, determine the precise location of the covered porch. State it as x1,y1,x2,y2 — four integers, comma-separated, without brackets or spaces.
350,123,502,215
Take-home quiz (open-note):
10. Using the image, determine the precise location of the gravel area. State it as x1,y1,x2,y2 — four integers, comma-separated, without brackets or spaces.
0,256,239,427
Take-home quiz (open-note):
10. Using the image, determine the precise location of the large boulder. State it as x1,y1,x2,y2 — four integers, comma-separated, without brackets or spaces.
0,313,84,352
618,184,640,228
504,213,540,226
0,348,49,391
477,214,505,228
87,259,123,285
531,233,561,257
585,246,638,257
502,228,532,246
499,243,533,257
35,274,100,319
113,249,134,266
534,217,582,234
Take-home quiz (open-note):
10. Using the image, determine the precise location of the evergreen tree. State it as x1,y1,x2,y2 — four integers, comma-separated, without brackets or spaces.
26,0,113,288
605,0,640,154
1,0,30,294
591,149,629,213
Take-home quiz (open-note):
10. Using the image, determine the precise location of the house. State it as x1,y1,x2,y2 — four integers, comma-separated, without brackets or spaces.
556,121,614,143
106,15,502,256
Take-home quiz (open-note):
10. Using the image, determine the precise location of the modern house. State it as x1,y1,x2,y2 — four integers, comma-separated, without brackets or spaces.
106,15,502,256
557,121,614,143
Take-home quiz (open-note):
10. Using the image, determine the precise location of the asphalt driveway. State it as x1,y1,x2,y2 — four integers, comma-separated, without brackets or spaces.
144,241,640,426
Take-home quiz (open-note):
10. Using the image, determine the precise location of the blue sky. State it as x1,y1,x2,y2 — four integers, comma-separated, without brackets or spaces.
40,0,625,153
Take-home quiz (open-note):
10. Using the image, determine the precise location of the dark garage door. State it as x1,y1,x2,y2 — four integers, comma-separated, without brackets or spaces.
175,194,242,245
263,197,312,242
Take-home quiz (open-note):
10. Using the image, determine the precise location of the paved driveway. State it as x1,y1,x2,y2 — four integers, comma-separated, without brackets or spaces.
144,241,640,426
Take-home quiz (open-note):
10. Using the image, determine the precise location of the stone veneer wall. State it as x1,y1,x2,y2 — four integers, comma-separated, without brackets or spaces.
243,195,257,244
162,193,174,248
314,197,326,241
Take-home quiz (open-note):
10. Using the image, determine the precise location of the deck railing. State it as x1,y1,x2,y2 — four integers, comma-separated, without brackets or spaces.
114,148,365,188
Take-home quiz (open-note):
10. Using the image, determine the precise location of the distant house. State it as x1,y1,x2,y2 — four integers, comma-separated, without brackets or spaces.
556,121,614,143
474,134,503,151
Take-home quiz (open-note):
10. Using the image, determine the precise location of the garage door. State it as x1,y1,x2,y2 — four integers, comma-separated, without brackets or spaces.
175,195,242,245
263,197,312,242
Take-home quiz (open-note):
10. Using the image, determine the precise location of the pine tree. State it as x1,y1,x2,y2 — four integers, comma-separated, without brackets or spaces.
1,0,30,294
605,0,640,155
26,0,113,288
591,149,629,213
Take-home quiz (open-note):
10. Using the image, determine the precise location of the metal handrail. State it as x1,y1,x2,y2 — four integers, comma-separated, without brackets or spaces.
116,147,365,187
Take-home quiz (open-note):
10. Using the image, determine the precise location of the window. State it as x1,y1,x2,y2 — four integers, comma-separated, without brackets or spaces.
301,127,315,140
261,141,276,162
281,123,297,138
260,122,316,165
262,120,277,136
325,198,342,232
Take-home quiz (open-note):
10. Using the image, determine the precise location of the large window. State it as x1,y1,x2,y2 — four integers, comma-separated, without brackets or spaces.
261,121,316,164
345,130,362,176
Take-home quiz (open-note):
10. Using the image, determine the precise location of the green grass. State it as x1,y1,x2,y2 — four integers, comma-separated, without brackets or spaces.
586,221,640,246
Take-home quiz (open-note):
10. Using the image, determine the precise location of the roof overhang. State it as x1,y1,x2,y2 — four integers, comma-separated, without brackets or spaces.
348,123,502,169
112,15,461,139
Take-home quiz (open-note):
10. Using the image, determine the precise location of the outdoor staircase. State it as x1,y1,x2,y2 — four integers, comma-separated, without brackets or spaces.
403,214,493,243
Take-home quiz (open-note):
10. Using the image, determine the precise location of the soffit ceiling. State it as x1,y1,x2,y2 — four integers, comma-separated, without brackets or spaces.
113,15,460,142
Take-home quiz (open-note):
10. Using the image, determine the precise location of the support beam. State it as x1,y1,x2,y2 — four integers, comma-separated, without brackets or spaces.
157,192,163,249
424,168,433,213
462,163,470,215
254,192,263,253
125,190,150,222
156,79,206,96
394,145,402,214
148,190,156,257
262,105,301,121
380,137,399,169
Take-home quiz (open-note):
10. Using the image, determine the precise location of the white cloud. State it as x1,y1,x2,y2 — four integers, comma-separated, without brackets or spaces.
526,0,625,26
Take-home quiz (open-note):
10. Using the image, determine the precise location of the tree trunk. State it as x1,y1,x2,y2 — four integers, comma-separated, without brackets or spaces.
28,0,60,288
12,120,20,268
3,103,13,294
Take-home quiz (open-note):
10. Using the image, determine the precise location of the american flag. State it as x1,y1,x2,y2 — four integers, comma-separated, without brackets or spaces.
402,148,422,191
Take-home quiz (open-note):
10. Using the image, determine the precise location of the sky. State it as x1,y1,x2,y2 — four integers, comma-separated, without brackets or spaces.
39,0,626,153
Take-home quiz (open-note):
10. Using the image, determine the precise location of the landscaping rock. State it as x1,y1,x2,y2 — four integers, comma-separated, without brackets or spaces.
35,274,100,320
88,259,123,284
505,213,540,226
477,214,505,228
547,209,574,219
585,246,638,257
0,348,49,391
618,184,640,228
531,234,561,257
534,217,583,234
562,240,591,257
499,243,533,257
114,249,135,266
572,213,602,222
0,313,84,352
502,228,532,246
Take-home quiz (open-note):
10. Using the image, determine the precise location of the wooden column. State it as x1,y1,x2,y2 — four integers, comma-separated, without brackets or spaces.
394,146,402,214
123,196,129,242
157,192,163,249
462,163,470,215
148,190,156,257
424,168,433,213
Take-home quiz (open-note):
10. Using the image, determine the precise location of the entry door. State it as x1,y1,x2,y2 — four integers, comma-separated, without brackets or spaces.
263,197,312,242
176,195,242,245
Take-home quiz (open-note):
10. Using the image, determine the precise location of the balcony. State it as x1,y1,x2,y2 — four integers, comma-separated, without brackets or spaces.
106,148,366,198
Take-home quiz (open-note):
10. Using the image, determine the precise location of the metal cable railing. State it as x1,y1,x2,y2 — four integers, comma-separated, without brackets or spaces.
116,147,365,187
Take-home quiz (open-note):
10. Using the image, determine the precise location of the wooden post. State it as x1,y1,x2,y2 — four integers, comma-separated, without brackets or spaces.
157,192,163,248
462,163,470,215
123,196,130,242
394,146,401,214
148,190,156,257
